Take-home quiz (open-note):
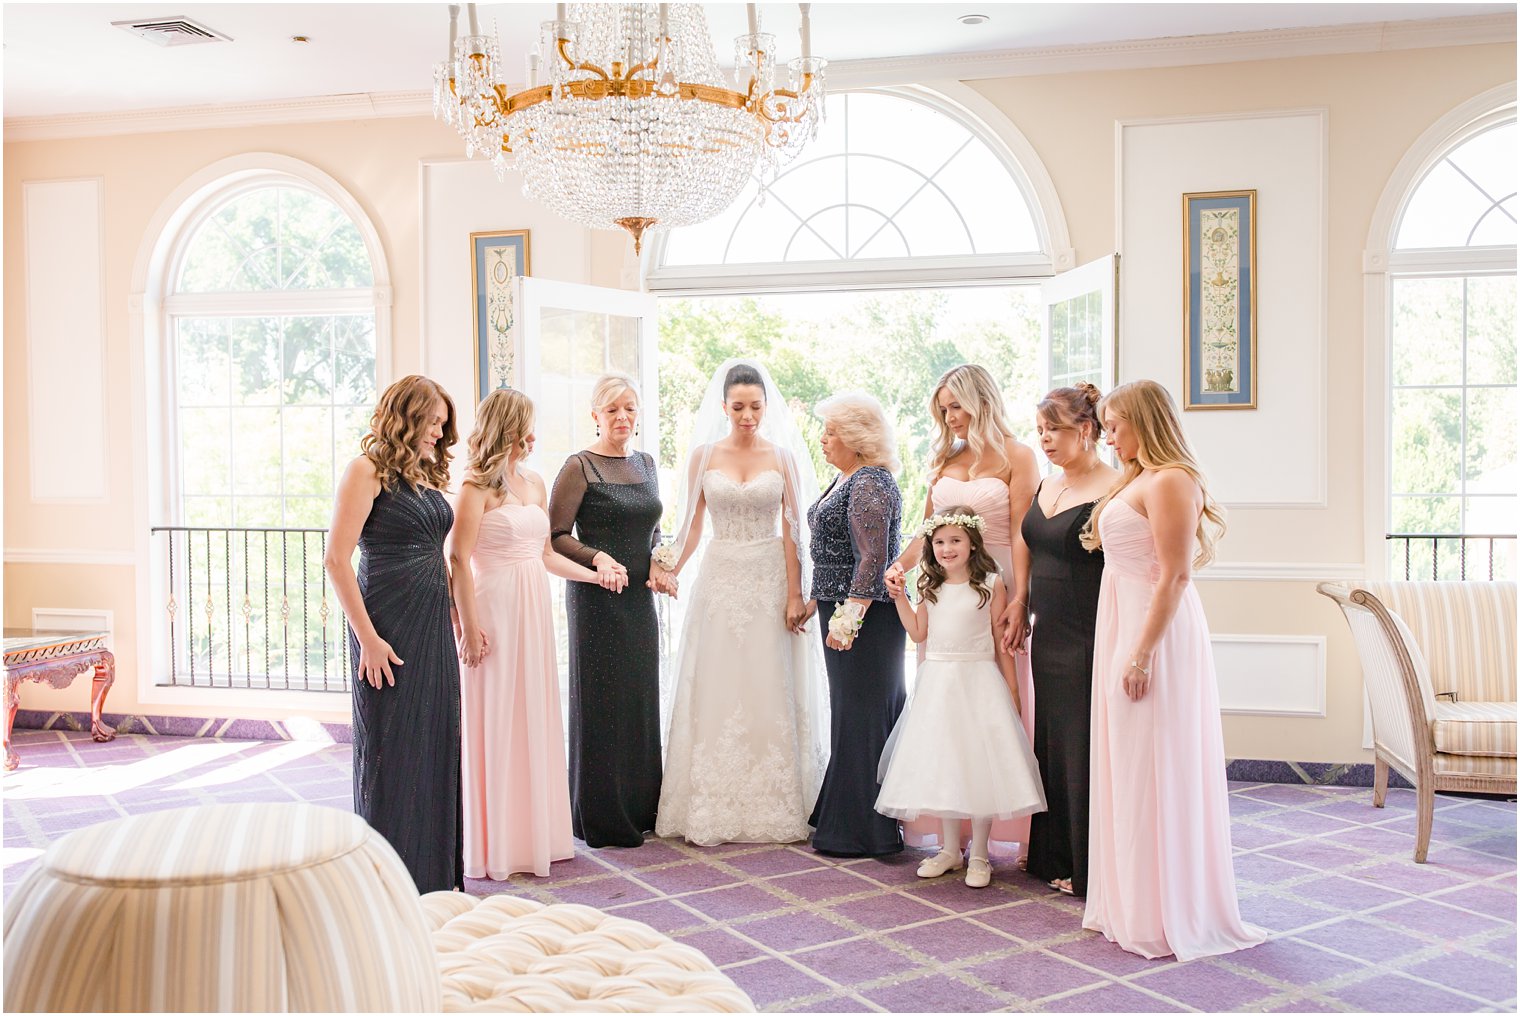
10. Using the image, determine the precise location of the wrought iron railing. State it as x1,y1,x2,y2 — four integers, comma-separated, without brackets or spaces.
150,527,350,692
1386,533,1517,581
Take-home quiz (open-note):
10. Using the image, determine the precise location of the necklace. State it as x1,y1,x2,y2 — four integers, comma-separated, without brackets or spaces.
1051,457,1101,509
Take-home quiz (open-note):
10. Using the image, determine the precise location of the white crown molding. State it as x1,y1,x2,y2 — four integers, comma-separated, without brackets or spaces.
5,15,1513,142
1195,561,1366,583
5,548,139,567
822,13,1515,88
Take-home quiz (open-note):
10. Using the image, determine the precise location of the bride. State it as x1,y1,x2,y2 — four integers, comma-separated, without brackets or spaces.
653,359,830,845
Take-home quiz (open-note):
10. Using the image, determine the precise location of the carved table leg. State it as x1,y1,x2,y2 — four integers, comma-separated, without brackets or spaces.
4,672,19,771
90,652,117,743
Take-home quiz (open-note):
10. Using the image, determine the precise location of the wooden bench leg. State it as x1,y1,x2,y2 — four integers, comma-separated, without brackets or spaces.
89,652,116,743
1372,755,1388,808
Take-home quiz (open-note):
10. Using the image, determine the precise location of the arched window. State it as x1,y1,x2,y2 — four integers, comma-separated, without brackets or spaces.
167,181,378,529
1379,100,1515,578
647,86,1068,290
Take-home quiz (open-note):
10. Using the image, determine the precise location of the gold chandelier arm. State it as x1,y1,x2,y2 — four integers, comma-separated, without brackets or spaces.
556,36,611,81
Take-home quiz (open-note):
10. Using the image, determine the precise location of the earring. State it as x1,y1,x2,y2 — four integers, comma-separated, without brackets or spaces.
635,423,641,436
595,425,601,437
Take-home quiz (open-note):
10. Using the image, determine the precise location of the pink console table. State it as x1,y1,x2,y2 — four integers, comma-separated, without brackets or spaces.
4,628,116,771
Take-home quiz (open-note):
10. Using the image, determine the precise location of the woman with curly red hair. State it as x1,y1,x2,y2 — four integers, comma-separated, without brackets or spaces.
325,374,463,892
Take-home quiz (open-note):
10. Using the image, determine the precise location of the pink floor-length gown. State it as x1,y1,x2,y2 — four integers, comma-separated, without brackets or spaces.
461,503,574,879
1084,498,1264,960
902,475,1037,858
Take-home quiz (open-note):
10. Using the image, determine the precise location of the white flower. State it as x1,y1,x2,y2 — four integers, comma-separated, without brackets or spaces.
651,544,679,571
912,512,986,542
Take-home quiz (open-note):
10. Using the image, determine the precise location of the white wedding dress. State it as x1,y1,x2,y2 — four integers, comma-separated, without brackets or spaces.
655,469,828,845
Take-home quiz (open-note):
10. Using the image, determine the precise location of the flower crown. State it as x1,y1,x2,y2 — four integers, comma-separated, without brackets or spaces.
913,512,985,541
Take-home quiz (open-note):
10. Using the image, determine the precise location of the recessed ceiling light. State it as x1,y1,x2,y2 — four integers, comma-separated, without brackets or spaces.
958,13,990,26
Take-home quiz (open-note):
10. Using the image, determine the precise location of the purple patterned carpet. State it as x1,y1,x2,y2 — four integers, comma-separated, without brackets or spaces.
4,729,1514,1013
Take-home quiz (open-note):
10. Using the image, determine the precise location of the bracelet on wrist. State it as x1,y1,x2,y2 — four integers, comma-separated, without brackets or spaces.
1128,659,1150,676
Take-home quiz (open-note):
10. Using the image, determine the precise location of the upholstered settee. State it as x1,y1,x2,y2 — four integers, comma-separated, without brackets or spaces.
3,803,754,1013
1318,580,1516,862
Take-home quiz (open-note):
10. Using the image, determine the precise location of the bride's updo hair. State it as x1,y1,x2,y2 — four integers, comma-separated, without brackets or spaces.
723,363,766,399
1037,382,1103,439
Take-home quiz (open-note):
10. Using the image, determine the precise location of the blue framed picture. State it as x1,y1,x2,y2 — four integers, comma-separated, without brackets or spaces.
1183,190,1256,410
470,229,530,402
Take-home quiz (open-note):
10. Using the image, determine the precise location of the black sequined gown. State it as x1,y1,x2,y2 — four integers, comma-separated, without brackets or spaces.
550,451,664,848
350,482,463,893
1021,487,1104,897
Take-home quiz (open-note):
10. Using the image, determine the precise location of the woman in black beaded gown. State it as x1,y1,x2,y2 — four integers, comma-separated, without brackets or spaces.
549,374,674,848
1004,385,1117,898
806,392,906,857
325,374,463,893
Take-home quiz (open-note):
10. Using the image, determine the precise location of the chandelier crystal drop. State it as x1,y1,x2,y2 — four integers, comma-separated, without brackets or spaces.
434,3,825,253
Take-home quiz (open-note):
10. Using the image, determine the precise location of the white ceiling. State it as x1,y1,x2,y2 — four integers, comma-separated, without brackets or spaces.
2,2,1512,119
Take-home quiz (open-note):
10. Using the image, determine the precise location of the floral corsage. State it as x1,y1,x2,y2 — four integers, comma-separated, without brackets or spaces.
650,544,679,572
827,600,866,644
913,511,985,541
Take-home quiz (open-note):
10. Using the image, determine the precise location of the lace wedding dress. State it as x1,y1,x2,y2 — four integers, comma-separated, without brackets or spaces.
655,469,827,845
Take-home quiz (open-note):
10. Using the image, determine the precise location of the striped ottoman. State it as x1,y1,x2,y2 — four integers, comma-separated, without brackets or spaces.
2,803,441,1012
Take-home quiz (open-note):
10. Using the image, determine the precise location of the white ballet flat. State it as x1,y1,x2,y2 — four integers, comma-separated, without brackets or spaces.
965,857,992,888
916,849,964,878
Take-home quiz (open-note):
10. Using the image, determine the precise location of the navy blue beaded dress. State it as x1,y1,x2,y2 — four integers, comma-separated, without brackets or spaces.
807,465,906,856
550,451,665,848
350,482,463,893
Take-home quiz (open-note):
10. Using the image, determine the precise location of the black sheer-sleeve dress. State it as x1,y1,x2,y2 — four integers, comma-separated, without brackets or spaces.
806,465,906,857
350,481,463,894
1021,484,1105,897
549,450,665,848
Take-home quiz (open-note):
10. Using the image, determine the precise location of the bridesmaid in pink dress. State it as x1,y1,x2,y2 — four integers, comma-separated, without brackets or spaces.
450,389,618,879
886,364,1040,860
1081,380,1263,960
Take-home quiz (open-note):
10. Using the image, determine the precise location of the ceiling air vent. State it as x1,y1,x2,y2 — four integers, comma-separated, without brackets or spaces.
112,17,232,47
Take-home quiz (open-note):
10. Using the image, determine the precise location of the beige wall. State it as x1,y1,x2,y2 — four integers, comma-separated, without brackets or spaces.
5,41,1515,752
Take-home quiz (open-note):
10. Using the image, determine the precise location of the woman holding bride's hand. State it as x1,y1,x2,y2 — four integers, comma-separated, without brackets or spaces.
654,360,830,846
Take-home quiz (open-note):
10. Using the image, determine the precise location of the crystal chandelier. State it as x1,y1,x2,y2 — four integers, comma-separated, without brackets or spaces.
434,3,825,253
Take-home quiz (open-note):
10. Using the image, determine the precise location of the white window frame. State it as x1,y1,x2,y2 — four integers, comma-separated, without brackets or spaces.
131,153,392,711
1362,84,1516,580
643,82,1074,294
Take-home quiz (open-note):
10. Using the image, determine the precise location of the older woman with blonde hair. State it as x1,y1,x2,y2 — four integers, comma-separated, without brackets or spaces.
1081,379,1262,960
805,391,907,856
548,373,673,848
325,374,462,892
451,388,617,878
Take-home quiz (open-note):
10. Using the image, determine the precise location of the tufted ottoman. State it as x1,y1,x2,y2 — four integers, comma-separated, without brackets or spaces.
4,802,754,1013
422,893,755,1013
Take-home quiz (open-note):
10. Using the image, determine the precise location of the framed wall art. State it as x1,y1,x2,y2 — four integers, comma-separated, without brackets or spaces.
471,229,531,401
1182,190,1256,410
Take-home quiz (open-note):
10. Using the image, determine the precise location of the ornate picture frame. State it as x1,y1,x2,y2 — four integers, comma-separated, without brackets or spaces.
1182,190,1257,410
471,229,531,401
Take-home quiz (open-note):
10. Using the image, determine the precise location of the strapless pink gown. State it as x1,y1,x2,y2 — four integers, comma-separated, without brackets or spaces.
460,503,574,879
903,475,1036,859
1084,499,1263,959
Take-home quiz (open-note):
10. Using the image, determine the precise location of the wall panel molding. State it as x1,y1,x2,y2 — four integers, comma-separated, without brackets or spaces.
5,548,138,567
1196,561,1364,582
1214,635,1327,717
24,178,109,503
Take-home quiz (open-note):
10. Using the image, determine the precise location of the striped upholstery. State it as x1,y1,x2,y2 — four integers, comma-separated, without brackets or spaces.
3,803,441,1013
421,893,755,1013
1433,701,1519,758
1363,582,1517,703
1434,751,1518,778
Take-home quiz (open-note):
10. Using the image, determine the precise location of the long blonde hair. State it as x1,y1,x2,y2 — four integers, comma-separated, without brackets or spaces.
466,388,534,490
928,364,1015,480
1081,380,1225,568
362,375,456,490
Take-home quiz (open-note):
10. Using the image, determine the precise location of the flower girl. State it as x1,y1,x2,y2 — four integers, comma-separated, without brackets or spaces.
878,507,1046,888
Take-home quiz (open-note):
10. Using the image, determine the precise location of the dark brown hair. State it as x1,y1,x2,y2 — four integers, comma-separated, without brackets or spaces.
916,503,1000,608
